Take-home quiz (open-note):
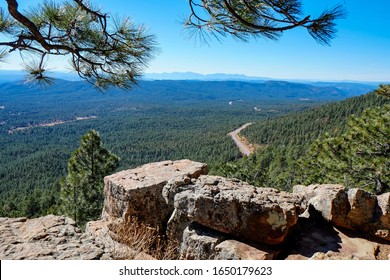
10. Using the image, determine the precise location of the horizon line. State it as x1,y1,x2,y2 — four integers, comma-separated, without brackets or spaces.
0,69,387,84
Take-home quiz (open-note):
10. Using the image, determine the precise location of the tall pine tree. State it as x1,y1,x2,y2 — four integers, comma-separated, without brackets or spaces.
299,102,390,194
60,130,119,225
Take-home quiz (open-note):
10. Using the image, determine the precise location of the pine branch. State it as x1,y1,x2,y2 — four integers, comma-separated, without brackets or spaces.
185,0,345,45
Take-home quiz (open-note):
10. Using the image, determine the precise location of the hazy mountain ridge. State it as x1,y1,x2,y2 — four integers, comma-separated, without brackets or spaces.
0,70,379,96
143,72,385,85
143,71,268,81
0,78,373,104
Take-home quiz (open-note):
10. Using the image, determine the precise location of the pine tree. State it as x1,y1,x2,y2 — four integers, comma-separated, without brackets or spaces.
299,102,390,194
375,84,390,99
60,130,119,225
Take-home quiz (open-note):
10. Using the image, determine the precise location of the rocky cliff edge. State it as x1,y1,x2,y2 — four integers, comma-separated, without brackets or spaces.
1,160,389,260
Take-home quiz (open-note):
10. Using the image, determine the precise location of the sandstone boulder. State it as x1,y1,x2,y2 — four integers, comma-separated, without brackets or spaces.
346,188,377,229
293,184,349,226
102,160,207,230
293,185,390,241
175,176,306,245
0,215,104,260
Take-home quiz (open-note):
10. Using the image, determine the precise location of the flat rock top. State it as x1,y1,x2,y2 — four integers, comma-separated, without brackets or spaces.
0,215,104,260
187,175,305,210
189,175,257,202
293,184,345,197
105,160,207,190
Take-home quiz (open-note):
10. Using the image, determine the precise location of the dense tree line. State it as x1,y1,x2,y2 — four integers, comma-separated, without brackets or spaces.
215,90,390,192
242,92,388,146
300,89,389,194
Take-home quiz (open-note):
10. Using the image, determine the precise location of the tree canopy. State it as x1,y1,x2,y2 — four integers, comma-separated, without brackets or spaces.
375,84,390,100
0,0,344,89
299,104,390,194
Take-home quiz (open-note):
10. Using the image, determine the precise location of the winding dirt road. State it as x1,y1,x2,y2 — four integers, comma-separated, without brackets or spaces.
228,122,254,156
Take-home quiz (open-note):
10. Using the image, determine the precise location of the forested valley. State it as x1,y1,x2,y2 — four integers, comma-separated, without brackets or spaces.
0,78,381,218
217,90,389,192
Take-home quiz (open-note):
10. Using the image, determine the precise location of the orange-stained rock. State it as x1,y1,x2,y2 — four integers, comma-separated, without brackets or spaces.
214,240,278,260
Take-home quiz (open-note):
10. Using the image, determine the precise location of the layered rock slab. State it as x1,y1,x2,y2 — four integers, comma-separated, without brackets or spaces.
102,159,207,230
0,215,104,260
175,176,306,245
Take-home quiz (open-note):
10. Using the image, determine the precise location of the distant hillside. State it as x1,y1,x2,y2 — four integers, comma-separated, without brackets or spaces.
311,82,377,97
0,70,81,83
242,91,389,146
215,91,389,191
144,71,268,81
0,79,351,101
0,71,377,99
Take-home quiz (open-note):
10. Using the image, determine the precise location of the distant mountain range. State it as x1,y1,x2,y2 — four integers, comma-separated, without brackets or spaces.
0,70,270,83
143,72,269,82
0,70,380,97
0,70,81,83
0,78,378,103
143,72,385,86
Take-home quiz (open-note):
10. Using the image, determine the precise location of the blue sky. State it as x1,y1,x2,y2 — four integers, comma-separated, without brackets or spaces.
2,0,390,82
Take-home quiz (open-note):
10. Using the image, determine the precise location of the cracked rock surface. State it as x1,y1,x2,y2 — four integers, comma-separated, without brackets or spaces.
0,215,105,260
175,175,306,245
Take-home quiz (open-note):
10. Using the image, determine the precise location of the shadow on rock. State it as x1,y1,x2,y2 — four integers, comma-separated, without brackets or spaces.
282,205,343,259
